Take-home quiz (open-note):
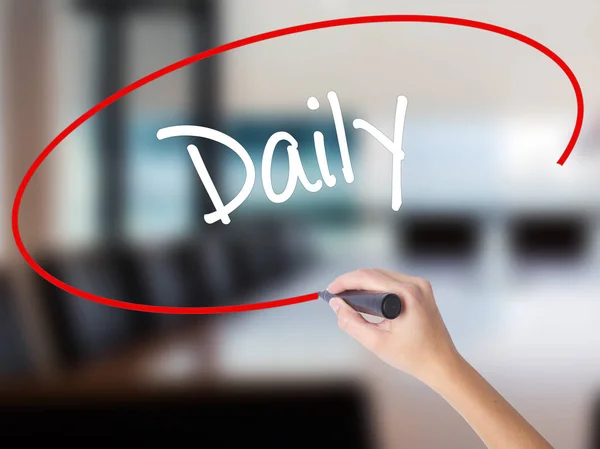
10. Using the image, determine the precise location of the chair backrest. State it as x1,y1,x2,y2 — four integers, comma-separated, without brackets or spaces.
112,244,192,327
216,217,312,294
0,274,34,378
35,251,146,367
228,230,271,292
397,212,481,261
508,213,588,262
171,235,237,308
261,217,313,274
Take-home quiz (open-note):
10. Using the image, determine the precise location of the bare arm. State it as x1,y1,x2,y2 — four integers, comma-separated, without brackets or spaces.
428,353,553,449
327,268,553,449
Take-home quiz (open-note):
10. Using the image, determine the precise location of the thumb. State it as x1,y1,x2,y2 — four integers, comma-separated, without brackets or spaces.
329,297,384,351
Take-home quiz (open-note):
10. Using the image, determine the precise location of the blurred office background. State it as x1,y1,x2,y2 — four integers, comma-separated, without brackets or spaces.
1,0,600,447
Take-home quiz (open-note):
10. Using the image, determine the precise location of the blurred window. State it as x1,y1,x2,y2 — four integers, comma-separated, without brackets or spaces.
220,116,359,223
51,10,362,247
123,114,359,236
123,114,198,242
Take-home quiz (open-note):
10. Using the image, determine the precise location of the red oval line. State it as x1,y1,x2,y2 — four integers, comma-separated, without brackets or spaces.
12,15,584,314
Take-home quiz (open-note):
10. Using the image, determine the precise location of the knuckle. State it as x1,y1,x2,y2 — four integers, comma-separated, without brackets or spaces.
402,283,422,303
418,279,432,292
329,275,343,287
355,267,373,277
406,283,420,295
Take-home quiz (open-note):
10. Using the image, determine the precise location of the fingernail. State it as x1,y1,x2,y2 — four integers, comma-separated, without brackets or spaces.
329,297,342,313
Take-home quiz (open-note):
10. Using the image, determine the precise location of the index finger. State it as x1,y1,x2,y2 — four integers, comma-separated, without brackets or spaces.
327,268,402,295
373,269,426,286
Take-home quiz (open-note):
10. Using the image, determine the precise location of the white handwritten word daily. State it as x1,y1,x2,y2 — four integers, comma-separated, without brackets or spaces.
156,92,407,225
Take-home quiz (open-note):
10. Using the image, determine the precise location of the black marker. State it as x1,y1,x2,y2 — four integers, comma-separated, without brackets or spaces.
319,290,402,319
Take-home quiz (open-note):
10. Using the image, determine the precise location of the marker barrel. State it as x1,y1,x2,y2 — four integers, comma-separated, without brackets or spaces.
320,290,402,319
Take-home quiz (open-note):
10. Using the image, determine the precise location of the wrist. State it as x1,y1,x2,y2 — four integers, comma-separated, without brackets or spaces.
421,348,469,392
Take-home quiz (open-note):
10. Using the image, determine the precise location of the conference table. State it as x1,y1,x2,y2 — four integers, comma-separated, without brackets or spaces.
3,235,600,449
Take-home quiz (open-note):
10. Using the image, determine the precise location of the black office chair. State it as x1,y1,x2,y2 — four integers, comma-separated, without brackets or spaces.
34,249,147,367
0,274,34,379
508,213,589,262
396,212,481,261
271,216,313,273
250,215,314,277
170,232,237,308
212,216,314,296
112,243,193,328
229,228,273,291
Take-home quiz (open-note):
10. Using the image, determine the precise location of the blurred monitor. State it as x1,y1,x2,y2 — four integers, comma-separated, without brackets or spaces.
508,213,588,261
399,212,481,260
0,381,375,448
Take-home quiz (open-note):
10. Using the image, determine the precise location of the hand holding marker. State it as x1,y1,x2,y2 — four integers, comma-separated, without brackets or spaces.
325,268,554,449
319,289,402,319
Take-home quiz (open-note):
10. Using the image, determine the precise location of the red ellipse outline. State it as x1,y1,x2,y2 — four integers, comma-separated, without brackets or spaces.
12,15,585,314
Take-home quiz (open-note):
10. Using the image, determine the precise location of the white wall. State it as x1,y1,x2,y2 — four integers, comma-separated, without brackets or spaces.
219,0,599,113
51,0,600,117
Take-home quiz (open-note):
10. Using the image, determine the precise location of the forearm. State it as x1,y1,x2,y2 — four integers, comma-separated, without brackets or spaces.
425,355,553,449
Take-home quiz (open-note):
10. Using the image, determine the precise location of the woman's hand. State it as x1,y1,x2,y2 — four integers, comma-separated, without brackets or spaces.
327,268,460,385
327,268,554,449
